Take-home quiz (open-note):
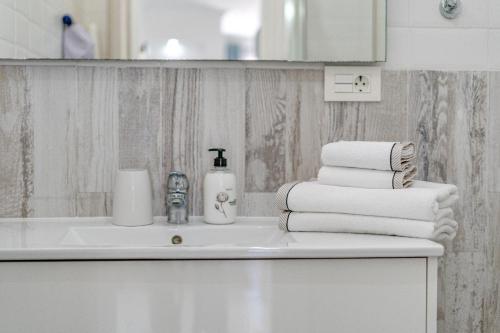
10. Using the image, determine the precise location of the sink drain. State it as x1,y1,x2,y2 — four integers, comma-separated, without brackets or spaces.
171,235,183,245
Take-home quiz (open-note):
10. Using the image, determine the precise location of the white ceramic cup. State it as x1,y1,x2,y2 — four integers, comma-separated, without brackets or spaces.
112,169,153,227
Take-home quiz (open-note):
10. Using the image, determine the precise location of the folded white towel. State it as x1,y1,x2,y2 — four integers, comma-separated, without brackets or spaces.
318,165,417,189
276,180,458,222
279,211,457,241
321,141,415,171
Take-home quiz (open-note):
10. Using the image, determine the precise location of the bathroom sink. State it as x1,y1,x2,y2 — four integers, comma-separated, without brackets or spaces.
60,223,286,247
0,217,444,260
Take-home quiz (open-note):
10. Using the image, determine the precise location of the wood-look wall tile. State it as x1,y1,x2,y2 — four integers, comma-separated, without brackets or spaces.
451,72,488,251
76,67,118,194
163,68,245,215
408,71,490,333
488,72,500,192
30,197,76,217
164,68,203,215
29,66,78,217
159,68,176,216
373,71,409,141
0,66,33,218
437,251,488,333
199,69,246,214
245,69,326,193
118,67,163,215
321,71,408,144
286,69,324,182
408,71,450,183
245,69,288,192
484,191,500,333
240,193,279,216
408,71,488,252
76,192,112,217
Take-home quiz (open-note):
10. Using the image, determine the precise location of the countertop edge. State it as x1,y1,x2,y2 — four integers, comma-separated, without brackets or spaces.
0,246,444,261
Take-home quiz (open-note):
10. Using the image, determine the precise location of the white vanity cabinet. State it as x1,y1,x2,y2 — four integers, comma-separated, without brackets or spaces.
0,218,442,333
1,258,438,333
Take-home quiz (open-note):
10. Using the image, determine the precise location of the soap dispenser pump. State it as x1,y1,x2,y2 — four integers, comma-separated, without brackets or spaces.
203,148,237,224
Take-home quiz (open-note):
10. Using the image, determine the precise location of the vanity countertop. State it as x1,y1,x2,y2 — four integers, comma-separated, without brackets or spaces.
0,217,444,261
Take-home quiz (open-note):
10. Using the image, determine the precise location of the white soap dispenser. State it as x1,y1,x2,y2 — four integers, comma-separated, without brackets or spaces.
203,148,237,224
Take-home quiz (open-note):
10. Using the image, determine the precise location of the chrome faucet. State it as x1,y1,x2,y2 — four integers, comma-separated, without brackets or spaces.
166,171,189,224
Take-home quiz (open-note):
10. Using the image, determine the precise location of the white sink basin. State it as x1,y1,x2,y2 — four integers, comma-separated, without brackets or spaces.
60,223,286,247
0,217,444,260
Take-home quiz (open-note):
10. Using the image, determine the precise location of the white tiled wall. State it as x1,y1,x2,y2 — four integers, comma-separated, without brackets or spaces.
386,0,500,70
0,0,72,59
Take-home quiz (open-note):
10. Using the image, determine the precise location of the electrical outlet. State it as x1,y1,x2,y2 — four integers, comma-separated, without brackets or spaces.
324,66,381,102
353,75,370,93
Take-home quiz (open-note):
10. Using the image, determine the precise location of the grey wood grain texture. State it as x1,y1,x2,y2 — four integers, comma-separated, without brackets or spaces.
245,69,288,192
299,70,408,180
437,251,489,333
165,68,203,215
118,67,164,215
245,69,327,192
76,192,112,217
321,71,408,144
199,69,245,215
408,71,490,333
29,66,78,217
240,193,279,217
30,197,77,217
163,68,245,215
408,71,488,252
160,68,176,216
483,192,500,333
76,67,118,194
286,69,324,182
0,66,33,217
488,72,500,192
245,70,408,193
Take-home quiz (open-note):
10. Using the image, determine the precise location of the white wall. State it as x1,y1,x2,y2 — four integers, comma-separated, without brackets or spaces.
385,0,500,70
0,0,74,59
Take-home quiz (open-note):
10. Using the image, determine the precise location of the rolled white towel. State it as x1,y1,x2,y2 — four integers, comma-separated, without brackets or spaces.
317,165,417,189
279,211,457,241
321,141,415,171
276,180,459,222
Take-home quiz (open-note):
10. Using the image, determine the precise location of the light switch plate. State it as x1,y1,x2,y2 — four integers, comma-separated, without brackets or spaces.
324,66,381,102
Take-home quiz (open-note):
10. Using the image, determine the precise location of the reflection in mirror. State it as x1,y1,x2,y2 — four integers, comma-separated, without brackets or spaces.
0,0,386,62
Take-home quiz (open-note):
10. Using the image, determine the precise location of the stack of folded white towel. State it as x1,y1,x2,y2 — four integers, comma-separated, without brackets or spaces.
277,141,459,241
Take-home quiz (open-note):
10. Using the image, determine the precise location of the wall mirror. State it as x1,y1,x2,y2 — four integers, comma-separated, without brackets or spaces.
0,0,386,62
